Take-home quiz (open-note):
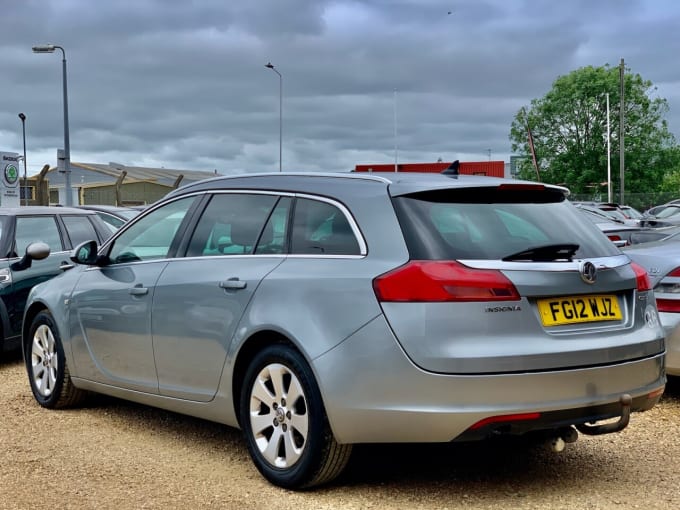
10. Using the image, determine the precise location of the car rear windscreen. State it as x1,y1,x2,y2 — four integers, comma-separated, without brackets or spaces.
392,188,621,260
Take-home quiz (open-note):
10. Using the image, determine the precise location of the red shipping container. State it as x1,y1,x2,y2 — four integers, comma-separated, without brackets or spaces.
354,161,505,178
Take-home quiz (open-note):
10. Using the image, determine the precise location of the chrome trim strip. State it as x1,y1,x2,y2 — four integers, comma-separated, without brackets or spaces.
459,255,631,271
97,188,369,259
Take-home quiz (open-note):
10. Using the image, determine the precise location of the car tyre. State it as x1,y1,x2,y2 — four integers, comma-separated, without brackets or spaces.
240,344,352,489
25,311,86,409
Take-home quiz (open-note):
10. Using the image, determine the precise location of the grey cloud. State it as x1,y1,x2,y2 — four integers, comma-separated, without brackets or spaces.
1,0,678,176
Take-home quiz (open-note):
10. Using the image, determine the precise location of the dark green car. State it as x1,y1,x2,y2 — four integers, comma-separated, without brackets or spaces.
0,206,110,355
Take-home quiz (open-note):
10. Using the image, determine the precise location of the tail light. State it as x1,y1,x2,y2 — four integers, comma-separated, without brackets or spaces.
656,299,680,313
655,267,680,312
630,262,652,292
607,234,622,242
373,260,520,302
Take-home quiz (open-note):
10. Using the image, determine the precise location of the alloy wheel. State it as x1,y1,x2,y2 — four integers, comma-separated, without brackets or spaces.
248,362,309,468
30,324,58,397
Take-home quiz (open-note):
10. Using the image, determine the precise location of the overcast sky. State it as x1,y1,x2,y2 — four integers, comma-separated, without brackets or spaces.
1,0,679,176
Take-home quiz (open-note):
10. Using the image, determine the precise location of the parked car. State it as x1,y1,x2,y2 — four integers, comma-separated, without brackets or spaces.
77,205,140,233
624,239,680,377
619,205,644,222
640,204,680,228
20,172,665,489
629,225,680,245
572,202,639,225
643,199,680,218
575,205,645,246
0,206,110,355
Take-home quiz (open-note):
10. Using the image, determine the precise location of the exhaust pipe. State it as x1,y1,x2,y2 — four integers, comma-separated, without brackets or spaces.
547,426,579,453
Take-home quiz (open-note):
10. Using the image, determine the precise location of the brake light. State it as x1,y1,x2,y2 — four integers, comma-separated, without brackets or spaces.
668,268,680,277
373,261,520,302
607,234,622,242
630,262,652,292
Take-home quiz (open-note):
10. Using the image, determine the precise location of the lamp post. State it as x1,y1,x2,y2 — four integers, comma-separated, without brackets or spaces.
32,44,73,206
265,62,282,172
18,113,27,206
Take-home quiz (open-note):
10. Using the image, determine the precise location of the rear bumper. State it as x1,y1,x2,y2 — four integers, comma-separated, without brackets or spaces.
313,315,666,444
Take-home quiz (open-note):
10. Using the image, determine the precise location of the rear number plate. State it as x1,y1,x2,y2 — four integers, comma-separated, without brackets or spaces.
537,295,622,326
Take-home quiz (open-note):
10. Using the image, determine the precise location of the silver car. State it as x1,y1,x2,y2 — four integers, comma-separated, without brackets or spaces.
624,239,680,376
21,172,665,489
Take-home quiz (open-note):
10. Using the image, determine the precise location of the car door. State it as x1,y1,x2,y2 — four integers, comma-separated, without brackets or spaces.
151,193,288,401
7,215,68,338
69,196,197,393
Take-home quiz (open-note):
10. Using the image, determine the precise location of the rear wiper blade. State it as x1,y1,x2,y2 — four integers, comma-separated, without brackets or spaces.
502,243,579,262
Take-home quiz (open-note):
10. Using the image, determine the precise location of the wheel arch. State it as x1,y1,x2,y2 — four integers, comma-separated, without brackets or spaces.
231,330,305,428
22,301,49,352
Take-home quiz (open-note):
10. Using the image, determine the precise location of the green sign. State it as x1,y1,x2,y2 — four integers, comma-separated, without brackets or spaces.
4,164,18,185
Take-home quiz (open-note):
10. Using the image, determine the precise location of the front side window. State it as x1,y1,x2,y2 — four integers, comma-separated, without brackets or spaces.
108,197,195,263
15,216,63,256
290,198,360,255
186,193,278,257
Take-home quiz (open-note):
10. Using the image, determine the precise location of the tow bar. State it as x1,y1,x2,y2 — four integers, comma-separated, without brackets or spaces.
575,394,632,436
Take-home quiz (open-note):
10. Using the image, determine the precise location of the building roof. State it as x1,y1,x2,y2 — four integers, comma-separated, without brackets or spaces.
45,162,221,187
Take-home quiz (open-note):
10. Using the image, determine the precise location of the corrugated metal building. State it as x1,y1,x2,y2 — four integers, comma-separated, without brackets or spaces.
354,161,506,178
45,162,221,205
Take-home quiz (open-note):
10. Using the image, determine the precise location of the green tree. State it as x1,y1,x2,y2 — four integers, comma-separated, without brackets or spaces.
659,146,680,192
509,65,677,196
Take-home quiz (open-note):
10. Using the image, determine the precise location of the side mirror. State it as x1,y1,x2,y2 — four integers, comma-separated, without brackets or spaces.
10,242,51,271
70,240,102,265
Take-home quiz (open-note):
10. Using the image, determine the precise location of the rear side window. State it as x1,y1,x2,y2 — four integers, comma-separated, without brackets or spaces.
291,198,360,255
186,193,278,257
393,189,621,260
61,215,100,247
15,216,64,255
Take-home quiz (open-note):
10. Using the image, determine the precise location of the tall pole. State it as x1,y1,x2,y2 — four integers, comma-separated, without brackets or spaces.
18,113,27,206
32,44,73,205
265,62,282,172
606,93,612,202
394,89,398,172
619,58,625,205
61,47,72,205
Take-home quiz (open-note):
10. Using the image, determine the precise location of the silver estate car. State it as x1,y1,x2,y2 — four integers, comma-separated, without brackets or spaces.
21,172,665,489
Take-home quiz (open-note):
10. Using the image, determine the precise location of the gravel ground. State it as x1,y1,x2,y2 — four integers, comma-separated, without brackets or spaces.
2,349,679,510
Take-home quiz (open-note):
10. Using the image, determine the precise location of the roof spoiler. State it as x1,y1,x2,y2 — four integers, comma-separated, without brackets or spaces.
442,160,459,176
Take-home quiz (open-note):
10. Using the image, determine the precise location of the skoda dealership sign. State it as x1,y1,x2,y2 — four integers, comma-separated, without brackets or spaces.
0,152,21,207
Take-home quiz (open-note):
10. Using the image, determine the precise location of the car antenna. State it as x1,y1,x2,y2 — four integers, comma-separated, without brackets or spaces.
442,159,459,177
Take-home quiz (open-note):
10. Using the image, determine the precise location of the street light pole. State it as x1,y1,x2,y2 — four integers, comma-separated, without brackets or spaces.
265,62,282,172
18,113,27,206
32,44,73,206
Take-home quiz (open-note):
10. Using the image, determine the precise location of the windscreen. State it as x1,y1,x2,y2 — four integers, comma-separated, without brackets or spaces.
393,189,621,260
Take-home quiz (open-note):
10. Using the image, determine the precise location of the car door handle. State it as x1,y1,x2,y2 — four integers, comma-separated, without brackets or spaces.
219,278,247,290
129,285,149,296
60,262,75,271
